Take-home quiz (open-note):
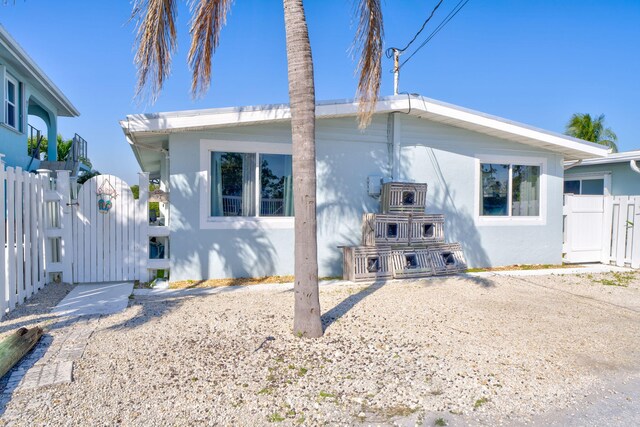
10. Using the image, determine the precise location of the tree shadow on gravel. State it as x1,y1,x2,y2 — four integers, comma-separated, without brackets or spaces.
0,284,76,337
458,274,495,288
321,280,388,331
104,293,200,332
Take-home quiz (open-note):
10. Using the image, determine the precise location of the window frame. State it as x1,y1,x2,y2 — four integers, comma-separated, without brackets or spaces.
474,155,547,226
4,73,19,130
199,139,294,229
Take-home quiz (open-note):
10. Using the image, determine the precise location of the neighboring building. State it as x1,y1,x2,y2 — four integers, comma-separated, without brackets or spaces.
121,95,607,280
564,150,640,196
0,24,85,174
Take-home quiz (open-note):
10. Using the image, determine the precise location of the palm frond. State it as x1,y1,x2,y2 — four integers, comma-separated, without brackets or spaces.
353,0,384,129
132,0,178,102
188,0,232,97
565,112,618,151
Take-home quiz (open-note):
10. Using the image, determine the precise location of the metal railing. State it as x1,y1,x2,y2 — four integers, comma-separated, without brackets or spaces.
221,196,285,216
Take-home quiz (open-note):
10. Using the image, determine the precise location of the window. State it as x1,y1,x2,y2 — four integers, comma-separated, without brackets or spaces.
563,178,604,195
5,74,18,129
210,151,293,217
480,163,540,217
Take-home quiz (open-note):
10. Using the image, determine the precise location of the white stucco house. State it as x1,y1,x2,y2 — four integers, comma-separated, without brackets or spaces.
120,94,608,281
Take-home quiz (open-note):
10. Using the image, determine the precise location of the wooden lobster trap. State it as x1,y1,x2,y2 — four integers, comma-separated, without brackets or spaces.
362,213,446,246
342,246,393,282
428,243,467,275
409,214,445,245
390,248,434,279
381,182,428,214
361,213,410,246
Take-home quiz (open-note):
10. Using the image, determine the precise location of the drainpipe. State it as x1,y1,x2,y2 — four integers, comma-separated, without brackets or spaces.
630,159,640,175
564,160,582,171
387,113,401,180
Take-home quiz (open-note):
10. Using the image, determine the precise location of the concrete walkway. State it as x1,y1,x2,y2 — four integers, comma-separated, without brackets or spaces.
52,282,134,317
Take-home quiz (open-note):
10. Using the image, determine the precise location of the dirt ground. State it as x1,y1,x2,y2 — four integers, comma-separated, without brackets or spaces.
1,271,639,426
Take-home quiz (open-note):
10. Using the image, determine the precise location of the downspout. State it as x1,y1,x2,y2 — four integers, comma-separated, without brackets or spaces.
630,159,640,175
387,112,401,180
564,160,582,171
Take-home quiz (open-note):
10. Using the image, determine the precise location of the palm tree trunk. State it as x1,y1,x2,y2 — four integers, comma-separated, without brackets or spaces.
282,0,323,338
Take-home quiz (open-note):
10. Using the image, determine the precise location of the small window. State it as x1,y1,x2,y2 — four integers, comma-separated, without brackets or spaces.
564,180,580,194
210,151,294,217
5,75,18,129
211,152,256,217
581,179,604,195
260,154,293,216
480,163,540,217
563,178,604,195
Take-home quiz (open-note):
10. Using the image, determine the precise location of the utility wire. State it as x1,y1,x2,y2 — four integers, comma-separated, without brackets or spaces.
399,0,471,69
385,0,444,58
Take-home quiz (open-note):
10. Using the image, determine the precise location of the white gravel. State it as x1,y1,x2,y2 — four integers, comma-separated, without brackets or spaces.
2,271,640,426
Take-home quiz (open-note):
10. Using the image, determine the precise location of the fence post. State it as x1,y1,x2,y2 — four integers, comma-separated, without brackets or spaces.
5,167,16,310
632,197,640,269
14,168,25,304
57,171,74,283
601,196,613,264
35,172,46,289
615,197,628,267
0,155,6,315
138,172,150,283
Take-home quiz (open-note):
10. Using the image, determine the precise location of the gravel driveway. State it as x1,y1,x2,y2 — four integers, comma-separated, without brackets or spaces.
2,271,639,426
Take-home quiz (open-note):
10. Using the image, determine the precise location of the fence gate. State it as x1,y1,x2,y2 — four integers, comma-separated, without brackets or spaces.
563,195,606,263
72,174,143,283
564,194,640,268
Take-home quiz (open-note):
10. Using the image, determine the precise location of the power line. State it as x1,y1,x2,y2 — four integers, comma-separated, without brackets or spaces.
385,0,444,58
399,0,471,69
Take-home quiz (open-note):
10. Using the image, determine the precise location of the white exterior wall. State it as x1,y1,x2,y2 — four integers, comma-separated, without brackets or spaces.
399,115,563,268
168,113,563,281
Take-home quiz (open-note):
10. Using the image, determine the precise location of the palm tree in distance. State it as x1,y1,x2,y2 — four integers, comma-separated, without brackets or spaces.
131,0,384,338
565,113,618,152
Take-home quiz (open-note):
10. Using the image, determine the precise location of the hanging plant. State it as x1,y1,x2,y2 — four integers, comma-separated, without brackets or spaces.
97,178,118,214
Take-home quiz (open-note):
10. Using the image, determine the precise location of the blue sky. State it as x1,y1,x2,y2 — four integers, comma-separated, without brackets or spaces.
2,0,639,184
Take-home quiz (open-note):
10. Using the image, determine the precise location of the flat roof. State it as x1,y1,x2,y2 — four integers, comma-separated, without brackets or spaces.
0,24,79,117
121,94,610,172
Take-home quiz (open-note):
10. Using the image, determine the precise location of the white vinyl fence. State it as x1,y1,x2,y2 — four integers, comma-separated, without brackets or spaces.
602,196,640,268
1,162,50,315
2,156,164,316
563,195,640,268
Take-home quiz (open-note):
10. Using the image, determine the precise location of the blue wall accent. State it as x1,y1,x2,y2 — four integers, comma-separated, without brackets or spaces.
0,58,59,169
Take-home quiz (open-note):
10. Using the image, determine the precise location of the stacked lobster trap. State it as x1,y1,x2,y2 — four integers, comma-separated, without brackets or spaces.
342,182,467,282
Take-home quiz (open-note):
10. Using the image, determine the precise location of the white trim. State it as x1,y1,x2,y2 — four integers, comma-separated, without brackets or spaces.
474,154,547,226
4,73,18,130
565,150,640,166
122,95,609,162
202,217,295,230
198,139,294,230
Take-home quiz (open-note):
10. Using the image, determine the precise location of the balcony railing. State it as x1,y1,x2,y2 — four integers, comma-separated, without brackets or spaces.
221,196,285,216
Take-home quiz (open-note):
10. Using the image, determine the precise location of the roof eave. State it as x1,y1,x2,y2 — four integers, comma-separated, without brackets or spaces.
122,95,608,161
0,25,80,117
